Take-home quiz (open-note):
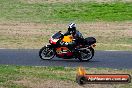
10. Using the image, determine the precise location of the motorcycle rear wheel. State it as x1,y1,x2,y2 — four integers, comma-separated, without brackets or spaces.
39,46,55,60
78,48,94,61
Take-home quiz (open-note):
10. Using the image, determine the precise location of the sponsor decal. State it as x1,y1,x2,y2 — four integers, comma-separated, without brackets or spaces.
56,47,70,54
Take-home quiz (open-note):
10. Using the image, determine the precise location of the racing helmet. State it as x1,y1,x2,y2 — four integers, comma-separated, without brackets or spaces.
68,23,76,35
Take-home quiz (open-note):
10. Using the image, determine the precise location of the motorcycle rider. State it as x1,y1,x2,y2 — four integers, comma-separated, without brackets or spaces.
64,23,84,45
59,23,84,52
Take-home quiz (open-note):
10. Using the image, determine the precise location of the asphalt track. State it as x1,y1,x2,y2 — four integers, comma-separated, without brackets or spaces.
0,49,132,69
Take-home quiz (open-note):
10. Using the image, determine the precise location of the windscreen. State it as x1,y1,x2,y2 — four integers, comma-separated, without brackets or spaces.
52,32,62,39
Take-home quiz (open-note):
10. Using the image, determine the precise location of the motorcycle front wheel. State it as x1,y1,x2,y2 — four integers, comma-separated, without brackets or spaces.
78,48,94,61
39,46,55,60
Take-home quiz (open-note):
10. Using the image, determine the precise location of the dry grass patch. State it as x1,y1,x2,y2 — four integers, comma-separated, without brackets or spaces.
0,21,131,35
14,78,83,88
13,78,122,88
0,22,132,50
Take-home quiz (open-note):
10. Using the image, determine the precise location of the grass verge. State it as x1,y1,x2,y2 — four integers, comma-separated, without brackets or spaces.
0,0,132,23
0,65,132,88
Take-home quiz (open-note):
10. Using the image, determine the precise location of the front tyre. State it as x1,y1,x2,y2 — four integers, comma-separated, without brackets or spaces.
78,48,94,61
39,46,55,60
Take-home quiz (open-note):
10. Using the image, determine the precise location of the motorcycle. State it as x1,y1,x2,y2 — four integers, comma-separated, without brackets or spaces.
39,31,96,61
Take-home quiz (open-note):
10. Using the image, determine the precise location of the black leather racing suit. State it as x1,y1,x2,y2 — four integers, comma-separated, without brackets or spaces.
60,30,84,51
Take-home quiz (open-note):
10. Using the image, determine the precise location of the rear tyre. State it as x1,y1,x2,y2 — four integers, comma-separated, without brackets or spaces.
78,48,94,61
39,46,55,60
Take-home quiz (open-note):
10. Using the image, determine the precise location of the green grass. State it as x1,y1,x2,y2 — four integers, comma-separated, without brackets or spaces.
0,65,132,88
0,0,132,23
0,65,76,88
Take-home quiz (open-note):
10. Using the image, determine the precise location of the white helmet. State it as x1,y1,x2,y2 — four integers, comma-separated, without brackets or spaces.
68,23,76,28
